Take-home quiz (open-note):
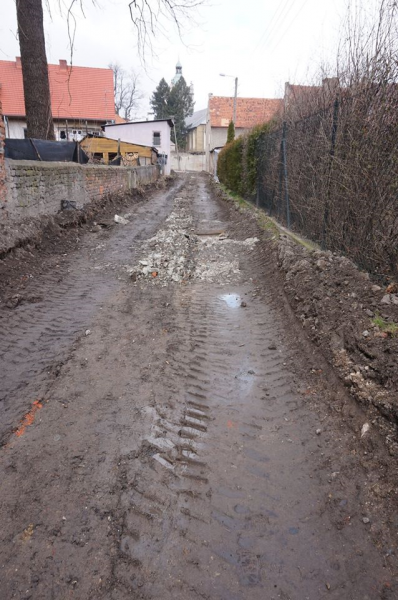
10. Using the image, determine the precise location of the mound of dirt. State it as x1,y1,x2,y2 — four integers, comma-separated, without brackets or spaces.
213,181,398,454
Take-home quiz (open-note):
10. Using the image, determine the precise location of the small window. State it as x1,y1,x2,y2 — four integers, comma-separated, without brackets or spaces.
153,131,161,146
23,128,28,139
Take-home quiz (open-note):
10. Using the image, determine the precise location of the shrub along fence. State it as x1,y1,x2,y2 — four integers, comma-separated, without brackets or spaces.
218,89,398,280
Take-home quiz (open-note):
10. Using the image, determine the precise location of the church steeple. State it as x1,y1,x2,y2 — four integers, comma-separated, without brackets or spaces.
171,59,183,86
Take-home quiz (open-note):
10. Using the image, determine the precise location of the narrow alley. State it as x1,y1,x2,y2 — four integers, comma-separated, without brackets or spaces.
0,174,396,600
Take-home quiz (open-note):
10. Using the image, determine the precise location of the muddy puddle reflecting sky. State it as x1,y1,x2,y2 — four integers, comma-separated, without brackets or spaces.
220,293,241,308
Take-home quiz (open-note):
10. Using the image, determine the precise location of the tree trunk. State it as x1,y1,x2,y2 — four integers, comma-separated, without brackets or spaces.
16,0,55,140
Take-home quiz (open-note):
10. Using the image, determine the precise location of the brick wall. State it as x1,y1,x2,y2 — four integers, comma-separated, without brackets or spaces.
0,99,6,205
1,161,159,224
209,96,283,129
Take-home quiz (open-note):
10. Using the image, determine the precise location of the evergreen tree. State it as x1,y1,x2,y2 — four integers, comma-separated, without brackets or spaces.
150,78,171,119
227,120,235,143
168,77,194,149
150,76,194,149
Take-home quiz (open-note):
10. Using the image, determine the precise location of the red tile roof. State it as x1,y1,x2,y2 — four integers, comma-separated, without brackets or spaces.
0,59,116,121
209,96,283,128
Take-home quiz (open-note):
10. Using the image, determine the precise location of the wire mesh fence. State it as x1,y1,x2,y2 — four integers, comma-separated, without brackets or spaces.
247,92,398,280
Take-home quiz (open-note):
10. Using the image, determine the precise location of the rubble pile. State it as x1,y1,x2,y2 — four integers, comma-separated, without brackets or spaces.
128,196,259,285
194,236,258,282
128,195,193,283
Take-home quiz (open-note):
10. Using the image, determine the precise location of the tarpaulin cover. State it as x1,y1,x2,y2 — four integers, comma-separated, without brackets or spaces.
4,138,89,163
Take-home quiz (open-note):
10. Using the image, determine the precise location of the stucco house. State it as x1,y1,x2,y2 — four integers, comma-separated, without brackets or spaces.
0,57,122,141
205,95,283,171
185,108,207,153
103,119,174,175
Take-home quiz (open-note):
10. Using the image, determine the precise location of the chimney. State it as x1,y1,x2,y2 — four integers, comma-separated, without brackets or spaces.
59,60,67,70
322,77,339,93
16,57,22,69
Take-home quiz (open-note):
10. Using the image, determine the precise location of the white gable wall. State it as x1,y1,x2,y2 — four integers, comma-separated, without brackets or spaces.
104,121,172,175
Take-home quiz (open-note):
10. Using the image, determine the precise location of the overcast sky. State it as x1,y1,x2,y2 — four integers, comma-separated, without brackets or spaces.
1,0,350,117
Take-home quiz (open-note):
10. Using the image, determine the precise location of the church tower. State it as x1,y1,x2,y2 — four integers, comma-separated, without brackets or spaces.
171,60,183,86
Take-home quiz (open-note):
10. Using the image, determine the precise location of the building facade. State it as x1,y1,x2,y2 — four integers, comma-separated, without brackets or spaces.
104,119,174,175
0,58,120,141
185,108,207,153
205,95,283,172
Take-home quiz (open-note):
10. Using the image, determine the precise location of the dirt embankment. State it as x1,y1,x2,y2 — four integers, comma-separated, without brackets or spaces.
213,181,398,454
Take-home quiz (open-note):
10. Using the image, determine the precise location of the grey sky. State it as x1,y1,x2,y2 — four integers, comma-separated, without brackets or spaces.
1,0,349,116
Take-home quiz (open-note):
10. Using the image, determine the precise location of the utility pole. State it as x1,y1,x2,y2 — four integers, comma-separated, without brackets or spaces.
233,77,238,125
171,117,180,171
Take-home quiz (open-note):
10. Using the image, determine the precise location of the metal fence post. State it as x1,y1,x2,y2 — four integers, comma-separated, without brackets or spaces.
282,122,291,228
323,97,339,248
256,135,260,208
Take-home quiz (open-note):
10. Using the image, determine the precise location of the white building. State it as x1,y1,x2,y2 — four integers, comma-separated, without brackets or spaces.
103,119,174,175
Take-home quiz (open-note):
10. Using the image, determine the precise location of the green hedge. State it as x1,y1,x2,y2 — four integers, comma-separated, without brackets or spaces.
217,122,273,198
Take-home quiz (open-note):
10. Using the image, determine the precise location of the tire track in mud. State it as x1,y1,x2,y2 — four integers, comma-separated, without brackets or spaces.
2,174,394,599
104,174,394,600
0,181,183,445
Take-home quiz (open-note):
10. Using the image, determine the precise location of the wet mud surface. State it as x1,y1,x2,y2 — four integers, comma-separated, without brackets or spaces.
0,173,397,599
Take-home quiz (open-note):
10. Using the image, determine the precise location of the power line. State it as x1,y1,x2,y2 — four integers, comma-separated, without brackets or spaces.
267,0,312,57
257,0,297,53
250,0,293,55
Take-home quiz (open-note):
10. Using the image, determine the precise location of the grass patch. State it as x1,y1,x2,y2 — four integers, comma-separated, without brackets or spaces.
372,313,398,335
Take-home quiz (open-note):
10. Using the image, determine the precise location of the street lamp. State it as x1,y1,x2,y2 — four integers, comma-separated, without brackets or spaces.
220,73,238,125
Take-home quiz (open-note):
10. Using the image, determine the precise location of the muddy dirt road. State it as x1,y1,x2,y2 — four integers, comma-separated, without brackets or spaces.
0,173,396,599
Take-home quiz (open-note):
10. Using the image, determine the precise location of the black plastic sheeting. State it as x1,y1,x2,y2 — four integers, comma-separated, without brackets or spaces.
4,138,89,163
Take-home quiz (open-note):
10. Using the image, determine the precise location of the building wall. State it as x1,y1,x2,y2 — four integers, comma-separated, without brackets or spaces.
210,126,249,150
104,121,171,175
170,152,205,172
205,122,249,172
1,160,159,227
5,118,104,141
5,118,26,139
187,124,206,152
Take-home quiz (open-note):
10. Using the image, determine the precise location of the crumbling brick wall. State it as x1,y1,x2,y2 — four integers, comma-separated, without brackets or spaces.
0,99,6,207
2,162,159,224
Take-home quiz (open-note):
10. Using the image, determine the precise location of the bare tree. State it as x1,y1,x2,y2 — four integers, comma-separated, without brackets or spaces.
109,63,143,121
15,0,204,140
127,0,204,58
16,0,55,139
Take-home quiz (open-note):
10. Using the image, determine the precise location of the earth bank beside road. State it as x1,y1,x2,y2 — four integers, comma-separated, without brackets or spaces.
213,181,398,456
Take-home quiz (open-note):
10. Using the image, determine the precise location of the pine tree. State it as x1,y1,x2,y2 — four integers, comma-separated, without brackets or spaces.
169,77,194,149
150,78,171,120
227,120,235,143
150,76,194,149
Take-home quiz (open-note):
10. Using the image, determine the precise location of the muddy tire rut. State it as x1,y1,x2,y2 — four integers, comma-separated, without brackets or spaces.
0,173,397,599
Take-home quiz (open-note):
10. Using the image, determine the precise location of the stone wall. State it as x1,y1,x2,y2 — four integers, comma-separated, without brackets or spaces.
0,100,6,205
1,160,159,224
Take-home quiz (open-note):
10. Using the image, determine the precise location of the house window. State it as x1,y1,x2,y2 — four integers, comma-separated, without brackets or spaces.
60,130,66,140
23,128,28,139
153,131,161,146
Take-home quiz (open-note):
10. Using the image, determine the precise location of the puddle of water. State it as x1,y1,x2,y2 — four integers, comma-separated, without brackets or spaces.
220,293,241,308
